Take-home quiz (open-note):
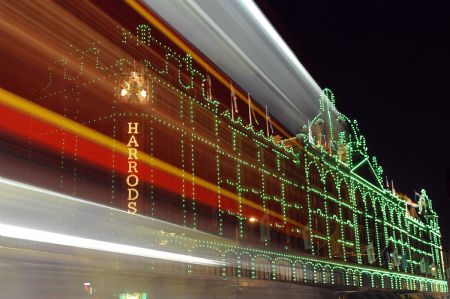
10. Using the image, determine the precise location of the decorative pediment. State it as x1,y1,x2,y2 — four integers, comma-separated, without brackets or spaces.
299,88,384,188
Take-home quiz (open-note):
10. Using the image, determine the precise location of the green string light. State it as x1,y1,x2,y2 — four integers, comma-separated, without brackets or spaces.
27,23,447,293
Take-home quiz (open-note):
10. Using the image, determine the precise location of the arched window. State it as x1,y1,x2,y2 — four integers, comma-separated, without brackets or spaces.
342,206,352,222
340,183,349,201
347,270,354,286
398,213,404,228
374,274,382,288
191,247,221,276
365,197,377,253
355,190,364,210
385,206,391,223
333,268,344,285
391,210,397,226
384,276,391,289
309,166,322,188
312,214,327,235
305,263,314,283
294,262,304,282
315,265,323,284
361,273,371,287
240,254,251,278
368,219,377,253
311,194,324,210
338,184,353,253
354,271,360,287
355,190,366,246
254,257,271,280
366,195,374,215
275,260,292,281
153,260,186,274
328,200,339,216
375,203,383,219
225,252,237,277
324,267,332,284
325,174,336,195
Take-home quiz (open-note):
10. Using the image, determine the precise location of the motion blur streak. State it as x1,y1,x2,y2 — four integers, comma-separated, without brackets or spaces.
238,0,318,93
0,88,311,233
0,176,222,266
0,223,221,266
125,0,295,140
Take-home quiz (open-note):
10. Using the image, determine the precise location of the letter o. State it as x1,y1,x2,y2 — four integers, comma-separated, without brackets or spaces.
126,174,139,187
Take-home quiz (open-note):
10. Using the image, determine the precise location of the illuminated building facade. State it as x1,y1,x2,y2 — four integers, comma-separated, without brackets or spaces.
0,1,446,293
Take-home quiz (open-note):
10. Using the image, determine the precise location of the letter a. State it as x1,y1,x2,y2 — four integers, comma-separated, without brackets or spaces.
127,135,139,147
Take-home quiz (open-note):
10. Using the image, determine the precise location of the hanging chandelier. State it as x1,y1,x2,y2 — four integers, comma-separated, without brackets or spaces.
119,62,149,104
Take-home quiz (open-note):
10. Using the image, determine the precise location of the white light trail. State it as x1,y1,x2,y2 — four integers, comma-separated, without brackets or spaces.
0,176,224,266
0,222,222,266
238,0,321,93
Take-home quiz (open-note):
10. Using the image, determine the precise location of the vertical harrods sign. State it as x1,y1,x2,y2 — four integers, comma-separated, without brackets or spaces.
126,122,140,214
119,62,149,214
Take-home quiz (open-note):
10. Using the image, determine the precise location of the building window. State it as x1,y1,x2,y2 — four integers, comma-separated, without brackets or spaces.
340,183,349,201
325,174,336,195
275,260,292,281
254,257,271,280
309,166,322,188
311,194,324,211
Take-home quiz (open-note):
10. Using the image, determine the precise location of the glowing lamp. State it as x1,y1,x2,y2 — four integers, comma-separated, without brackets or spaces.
118,65,149,104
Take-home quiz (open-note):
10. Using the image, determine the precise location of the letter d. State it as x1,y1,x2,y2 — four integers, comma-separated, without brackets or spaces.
128,188,139,201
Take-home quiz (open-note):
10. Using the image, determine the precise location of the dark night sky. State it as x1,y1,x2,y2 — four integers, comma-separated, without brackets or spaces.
257,0,450,247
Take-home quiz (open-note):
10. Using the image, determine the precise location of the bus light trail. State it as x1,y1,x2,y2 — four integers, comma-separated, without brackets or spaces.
0,88,315,238
0,222,222,266
124,0,298,143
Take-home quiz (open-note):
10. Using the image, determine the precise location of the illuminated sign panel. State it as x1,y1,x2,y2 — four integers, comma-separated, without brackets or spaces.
127,122,140,214
119,293,148,299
